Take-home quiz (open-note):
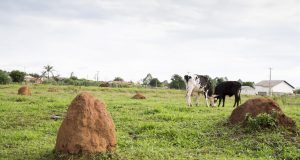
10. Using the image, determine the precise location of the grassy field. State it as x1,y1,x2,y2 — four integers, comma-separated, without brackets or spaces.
0,84,299,160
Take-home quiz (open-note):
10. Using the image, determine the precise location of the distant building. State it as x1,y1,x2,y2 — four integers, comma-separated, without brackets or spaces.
241,86,256,95
24,75,43,84
255,80,295,96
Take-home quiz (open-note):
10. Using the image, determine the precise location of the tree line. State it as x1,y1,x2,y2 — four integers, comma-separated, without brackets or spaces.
0,65,255,90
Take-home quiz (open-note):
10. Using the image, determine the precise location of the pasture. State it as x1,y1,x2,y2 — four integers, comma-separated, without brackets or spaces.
0,85,299,160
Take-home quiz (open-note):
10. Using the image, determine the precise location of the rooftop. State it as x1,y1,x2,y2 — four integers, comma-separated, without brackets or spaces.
256,80,295,89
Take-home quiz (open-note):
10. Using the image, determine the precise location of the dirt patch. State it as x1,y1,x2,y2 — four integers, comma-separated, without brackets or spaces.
132,93,146,99
55,92,117,154
229,98,296,129
18,86,31,96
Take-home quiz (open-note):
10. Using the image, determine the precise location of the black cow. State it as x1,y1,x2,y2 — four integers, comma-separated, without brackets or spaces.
184,74,214,107
214,81,241,107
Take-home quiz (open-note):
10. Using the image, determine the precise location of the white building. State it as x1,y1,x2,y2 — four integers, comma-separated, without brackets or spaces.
255,80,295,96
241,86,256,95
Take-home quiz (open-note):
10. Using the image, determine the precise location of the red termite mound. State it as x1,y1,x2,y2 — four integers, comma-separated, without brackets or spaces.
229,98,295,129
55,92,117,154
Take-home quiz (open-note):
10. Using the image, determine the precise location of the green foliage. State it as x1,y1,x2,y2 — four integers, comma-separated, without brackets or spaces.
149,78,161,87
169,74,185,90
69,76,78,80
211,77,228,89
99,82,110,87
0,70,11,84
294,89,300,94
9,70,26,82
113,77,124,81
244,113,278,132
42,65,55,79
242,81,255,88
42,79,58,85
142,73,153,85
0,85,299,159
28,73,40,78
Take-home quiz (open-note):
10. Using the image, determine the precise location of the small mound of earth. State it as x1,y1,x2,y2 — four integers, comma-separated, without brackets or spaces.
132,93,146,99
48,87,60,92
18,86,31,96
55,92,117,154
229,98,296,129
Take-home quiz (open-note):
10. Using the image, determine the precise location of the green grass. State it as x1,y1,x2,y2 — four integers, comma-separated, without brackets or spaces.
0,84,299,160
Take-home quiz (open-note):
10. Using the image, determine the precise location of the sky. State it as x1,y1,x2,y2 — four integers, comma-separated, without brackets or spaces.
0,0,300,87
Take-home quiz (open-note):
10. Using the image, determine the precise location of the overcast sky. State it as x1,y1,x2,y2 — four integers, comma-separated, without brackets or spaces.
0,0,300,87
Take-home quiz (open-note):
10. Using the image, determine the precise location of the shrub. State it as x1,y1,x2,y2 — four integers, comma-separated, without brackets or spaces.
244,113,277,131
9,70,26,82
149,78,161,87
100,82,110,87
294,89,300,94
0,70,11,84
169,74,185,89
113,77,124,81
42,79,58,85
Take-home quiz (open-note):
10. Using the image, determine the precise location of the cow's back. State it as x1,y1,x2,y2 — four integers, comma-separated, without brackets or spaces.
215,81,241,96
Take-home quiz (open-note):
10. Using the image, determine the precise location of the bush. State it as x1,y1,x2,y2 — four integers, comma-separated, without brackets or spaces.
294,89,300,94
42,79,58,85
244,113,277,131
113,77,124,81
9,70,26,82
149,78,161,87
0,70,11,84
169,74,185,89
100,82,110,87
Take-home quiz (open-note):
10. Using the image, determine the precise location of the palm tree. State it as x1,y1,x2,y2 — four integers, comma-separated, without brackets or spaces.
42,65,55,79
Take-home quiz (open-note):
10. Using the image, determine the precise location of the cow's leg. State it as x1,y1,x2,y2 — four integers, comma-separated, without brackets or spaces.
233,96,237,107
195,93,200,106
186,90,193,107
233,94,238,107
222,96,225,107
218,97,222,107
205,91,209,107
234,94,241,107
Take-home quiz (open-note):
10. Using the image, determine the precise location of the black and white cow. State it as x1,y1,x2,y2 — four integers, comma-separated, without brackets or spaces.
184,74,214,107
213,81,242,107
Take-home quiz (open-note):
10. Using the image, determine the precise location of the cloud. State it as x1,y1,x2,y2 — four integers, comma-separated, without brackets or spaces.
0,0,300,87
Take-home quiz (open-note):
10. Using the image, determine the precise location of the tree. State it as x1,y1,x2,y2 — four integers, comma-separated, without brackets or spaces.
0,70,11,84
294,89,300,94
9,70,26,82
29,73,40,78
149,78,161,87
42,65,55,79
70,72,78,80
142,73,153,85
169,74,185,89
113,77,124,81
242,81,255,88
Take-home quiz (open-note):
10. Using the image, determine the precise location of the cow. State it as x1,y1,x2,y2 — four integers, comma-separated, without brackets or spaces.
213,81,242,107
184,74,215,107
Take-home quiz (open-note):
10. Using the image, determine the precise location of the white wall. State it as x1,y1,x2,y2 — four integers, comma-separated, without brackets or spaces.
272,82,294,94
241,87,256,95
255,86,269,93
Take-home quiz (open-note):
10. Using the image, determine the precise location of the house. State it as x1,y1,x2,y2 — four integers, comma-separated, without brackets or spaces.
24,75,43,84
241,86,256,95
255,80,295,95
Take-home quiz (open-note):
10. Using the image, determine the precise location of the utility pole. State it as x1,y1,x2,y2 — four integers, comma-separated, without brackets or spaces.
269,67,272,96
96,71,100,82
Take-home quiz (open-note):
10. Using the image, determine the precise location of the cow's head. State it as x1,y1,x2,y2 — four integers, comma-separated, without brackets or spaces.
184,75,192,83
208,95,220,107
